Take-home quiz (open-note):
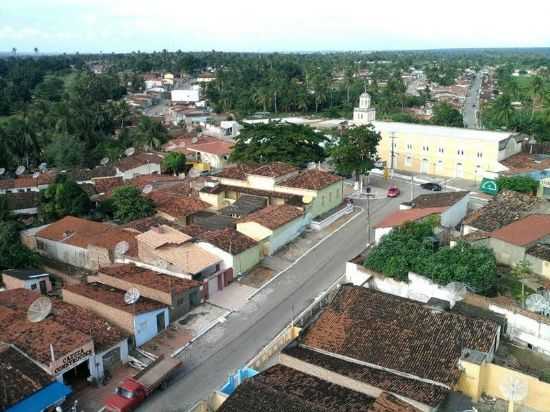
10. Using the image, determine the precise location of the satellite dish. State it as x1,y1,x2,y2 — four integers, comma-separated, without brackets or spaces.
114,240,130,258
446,282,467,307
156,258,169,270
124,287,141,305
302,195,313,204
188,168,200,178
500,377,528,402
125,147,136,156
525,292,550,316
0,168,5,176
15,165,26,176
38,162,48,172
191,137,198,144
32,171,40,179
27,297,52,323
100,157,110,166
142,184,153,194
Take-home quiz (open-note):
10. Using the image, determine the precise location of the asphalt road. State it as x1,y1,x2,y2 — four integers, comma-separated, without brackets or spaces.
463,71,483,129
138,177,439,412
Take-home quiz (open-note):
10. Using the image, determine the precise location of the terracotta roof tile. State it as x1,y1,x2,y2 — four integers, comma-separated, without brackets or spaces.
188,140,233,156
374,207,447,228
283,346,448,407
64,282,166,315
93,176,124,194
251,162,298,178
99,264,201,294
218,364,375,412
217,163,260,180
281,169,342,190
241,204,304,230
410,191,468,209
114,153,163,172
197,228,258,254
490,214,550,246
369,392,422,412
148,191,210,219
301,286,499,387
0,343,54,410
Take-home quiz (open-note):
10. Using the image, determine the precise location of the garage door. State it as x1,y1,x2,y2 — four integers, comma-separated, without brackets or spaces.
102,347,121,372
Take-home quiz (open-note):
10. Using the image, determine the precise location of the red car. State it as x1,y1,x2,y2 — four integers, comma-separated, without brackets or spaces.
387,186,400,198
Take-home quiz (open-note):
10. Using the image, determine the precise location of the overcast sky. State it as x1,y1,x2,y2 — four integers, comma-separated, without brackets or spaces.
2,0,549,53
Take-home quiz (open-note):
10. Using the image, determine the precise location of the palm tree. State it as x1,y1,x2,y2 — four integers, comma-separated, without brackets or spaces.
492,94,515,127
33,47,39,55
11,47,16,57
530,76,546,118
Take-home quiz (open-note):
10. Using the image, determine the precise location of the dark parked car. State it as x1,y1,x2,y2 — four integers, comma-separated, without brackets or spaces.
420,182,442,191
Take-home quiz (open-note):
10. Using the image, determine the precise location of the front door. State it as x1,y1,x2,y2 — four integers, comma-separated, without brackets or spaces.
39,280,47,294
156,312,166,332
420,158,429,174
456,162,464,178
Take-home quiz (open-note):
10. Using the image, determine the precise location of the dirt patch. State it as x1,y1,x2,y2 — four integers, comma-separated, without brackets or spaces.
240,266,274,288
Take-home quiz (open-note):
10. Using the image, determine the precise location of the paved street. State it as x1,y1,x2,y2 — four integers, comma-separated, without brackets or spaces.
464,70,483,128
137,177,448,412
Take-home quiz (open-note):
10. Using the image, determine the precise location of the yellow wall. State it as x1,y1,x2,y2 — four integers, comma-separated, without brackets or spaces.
236,221,273,253
377,130,501,180
457,360,550,412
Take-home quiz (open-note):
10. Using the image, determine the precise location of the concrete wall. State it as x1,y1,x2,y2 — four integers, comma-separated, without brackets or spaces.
2,274,52,293
133,308,169,346
488,238,526,266
118,163,161,181
440,193,469,228
196,241,261,276
458,359,550,412
269,216,307,255
525,254,550,280
89,339,129,380
36,237,90,269
198,191,225,209
307,182,344,219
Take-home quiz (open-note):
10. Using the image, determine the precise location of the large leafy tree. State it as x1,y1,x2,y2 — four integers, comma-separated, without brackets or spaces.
0,220,39,270
131,116,169,151
39,176,92,222
45,133,86,169
329,124,381,178
110,186,155,223
364,221,498,293
496,175,538,194
230,122,327,166
432,102,464,127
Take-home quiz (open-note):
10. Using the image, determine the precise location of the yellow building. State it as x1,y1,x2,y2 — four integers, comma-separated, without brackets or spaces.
371,121,523,181
200,162,344,220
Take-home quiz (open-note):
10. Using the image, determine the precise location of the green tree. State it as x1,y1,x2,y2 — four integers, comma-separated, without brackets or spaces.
432,102,464,127
230,122,327,166
329,124,381,179
496,175,538,194
131,116,169,150
162,152,186,175
511,259,531,308
45,133,86,169
110,186,155,223
530,76,547,118
0,220,39,270
39,176,92,222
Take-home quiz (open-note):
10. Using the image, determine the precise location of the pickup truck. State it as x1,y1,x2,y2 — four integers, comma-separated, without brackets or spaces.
104,355,182,412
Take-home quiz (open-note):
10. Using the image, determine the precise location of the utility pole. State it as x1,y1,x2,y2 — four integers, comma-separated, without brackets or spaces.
410,175,414,202
390,132,396,171
366,191,371,247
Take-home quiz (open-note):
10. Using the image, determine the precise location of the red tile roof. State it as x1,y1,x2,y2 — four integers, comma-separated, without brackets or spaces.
94,176,124,194
218,364,375,412
35,216,138,256
410,191,468,209
251,162,298,177
148,191,210,218
374,207,447,228
99,264,201,294
281,169,342,190
241,204,304,230
197,228,258,255
114,153,163,172
0,289,127,352
301,286,499,387
490,214,550,246
64,282,166,315
370,393,422,412
188,140,233,156
217,163,260,180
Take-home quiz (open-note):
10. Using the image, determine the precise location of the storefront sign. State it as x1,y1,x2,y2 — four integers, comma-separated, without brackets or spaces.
50,341,94,375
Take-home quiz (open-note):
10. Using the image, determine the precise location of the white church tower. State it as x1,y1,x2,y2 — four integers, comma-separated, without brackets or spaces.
353,92,376,125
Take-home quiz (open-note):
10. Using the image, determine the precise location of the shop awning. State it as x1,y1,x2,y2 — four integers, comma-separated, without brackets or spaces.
7,381,72,412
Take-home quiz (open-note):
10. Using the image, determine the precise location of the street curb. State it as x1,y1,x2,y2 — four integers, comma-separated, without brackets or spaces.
246,206,365,301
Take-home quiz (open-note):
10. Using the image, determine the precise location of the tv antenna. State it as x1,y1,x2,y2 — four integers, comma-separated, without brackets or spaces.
114,240,130,259
142,184,153,194
525,291,550,316
15,165,26,176
124,147,136,157
124,287,141,305
100,157,110,166
27,297,52,323
38,162,48,172
0,168,5,176
500,377,528,411
446,282,467,308
32,171,40,179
